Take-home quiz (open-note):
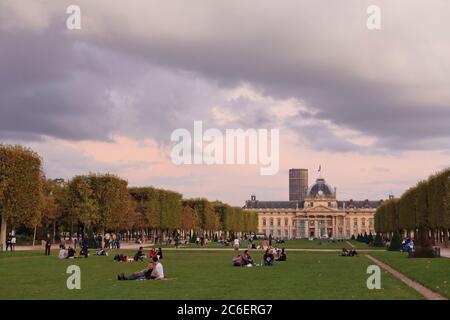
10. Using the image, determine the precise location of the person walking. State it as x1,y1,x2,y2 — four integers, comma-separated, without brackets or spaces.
45,233,52,256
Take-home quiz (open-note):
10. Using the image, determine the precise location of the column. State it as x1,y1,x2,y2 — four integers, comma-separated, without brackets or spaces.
315,219,319,238
305,220,309,238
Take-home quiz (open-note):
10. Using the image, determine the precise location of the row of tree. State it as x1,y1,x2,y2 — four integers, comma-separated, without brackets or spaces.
374,168,450,247
0,144,258,249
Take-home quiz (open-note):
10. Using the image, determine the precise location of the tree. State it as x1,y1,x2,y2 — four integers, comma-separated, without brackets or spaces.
373,233,384,247
67,175,98,234
363,232,369,243
181,205,199,234
0,145,42,250
367,232,374,244
388,229,402,251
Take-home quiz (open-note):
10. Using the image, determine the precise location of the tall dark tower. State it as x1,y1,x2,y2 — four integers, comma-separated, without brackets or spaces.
289,168,308,201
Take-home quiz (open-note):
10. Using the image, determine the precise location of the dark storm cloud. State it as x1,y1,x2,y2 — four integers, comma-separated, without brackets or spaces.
1,0,449,153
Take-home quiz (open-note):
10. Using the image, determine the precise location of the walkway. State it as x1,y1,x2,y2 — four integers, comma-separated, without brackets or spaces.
365,254,447,300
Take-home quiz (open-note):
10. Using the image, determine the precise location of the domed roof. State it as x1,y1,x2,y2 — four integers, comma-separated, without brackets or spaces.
307,178,334,198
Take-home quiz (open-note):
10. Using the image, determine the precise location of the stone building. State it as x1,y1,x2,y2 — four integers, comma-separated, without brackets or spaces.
244,175,382,239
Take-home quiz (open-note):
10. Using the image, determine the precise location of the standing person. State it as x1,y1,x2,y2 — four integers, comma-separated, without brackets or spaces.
233,238,240,251
73,234,78,249
104,232,111,249
116,234,121,249
6,233,12,251
45,233,52,256
112,233,117,249
11,234,16,251
174,233,180,248
82,234,89,258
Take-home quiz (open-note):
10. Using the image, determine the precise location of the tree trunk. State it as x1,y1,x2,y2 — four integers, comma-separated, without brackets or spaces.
32,224,37,247
0,215,7,251
53,222,56,243
445,229,449,248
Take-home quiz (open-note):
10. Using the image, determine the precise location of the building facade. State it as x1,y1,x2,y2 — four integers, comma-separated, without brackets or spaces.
289,168,308,201
244,175,381,239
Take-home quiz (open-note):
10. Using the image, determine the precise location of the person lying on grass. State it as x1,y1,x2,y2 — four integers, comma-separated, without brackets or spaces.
95,248,108,256
275,248,286,261
118,256,164,280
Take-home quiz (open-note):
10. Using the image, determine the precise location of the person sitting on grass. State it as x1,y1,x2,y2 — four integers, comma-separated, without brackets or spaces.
67,246,76,259
340,248,349,256
232,254,243,267
118,256,164,280
242,250,254,266
263,249,274,266
276,248,287,261
149,247,156,258
134,246,145,261
349,249,358,256
58,245,67,259
156,247,163,260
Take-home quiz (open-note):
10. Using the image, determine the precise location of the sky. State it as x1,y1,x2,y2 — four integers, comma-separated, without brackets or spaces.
1,0,449,205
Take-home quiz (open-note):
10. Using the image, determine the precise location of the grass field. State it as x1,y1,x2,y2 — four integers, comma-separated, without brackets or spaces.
0,249,423,300
370,251,450,299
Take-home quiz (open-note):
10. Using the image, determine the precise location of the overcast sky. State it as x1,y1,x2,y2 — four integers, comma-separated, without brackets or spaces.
1,0,449,205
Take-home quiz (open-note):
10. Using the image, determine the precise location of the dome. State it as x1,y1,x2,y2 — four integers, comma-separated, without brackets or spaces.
307,178,334,198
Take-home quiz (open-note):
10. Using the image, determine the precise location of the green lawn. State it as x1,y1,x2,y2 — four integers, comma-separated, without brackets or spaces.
370,251,450,299
0,249,422,300
153,239,383,250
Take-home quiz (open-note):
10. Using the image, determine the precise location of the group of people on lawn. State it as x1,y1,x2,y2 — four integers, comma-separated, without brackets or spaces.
118,255,165,281
131,246,163,262
340,248,358,257
232,247,287,267
114,246,165,281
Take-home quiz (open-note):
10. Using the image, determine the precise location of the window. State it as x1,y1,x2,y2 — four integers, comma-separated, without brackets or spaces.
362,218,366,226
353,218,358,226
270,218,273,226
285,218,288,226
277,218,281,226
262,218,266,226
